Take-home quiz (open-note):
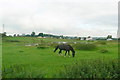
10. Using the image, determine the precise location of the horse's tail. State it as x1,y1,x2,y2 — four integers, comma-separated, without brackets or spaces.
54,45,59,52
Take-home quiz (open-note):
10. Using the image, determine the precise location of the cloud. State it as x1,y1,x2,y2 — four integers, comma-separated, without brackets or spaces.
0,0,118,37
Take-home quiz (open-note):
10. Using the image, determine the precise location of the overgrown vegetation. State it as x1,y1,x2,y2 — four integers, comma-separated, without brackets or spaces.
2,64,45,78
96,41,107,45
57,59,119,78
100,49,109,53
74,43,97,50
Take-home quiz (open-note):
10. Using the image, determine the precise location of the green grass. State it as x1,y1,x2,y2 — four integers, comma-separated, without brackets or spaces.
0,36,2,79
2,37,118,78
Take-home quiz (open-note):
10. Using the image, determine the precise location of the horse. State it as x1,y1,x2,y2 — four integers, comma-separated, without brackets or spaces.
54,44,75,57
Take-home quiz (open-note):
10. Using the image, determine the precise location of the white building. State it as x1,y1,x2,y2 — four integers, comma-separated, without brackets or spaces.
107,38,113,41
86,37,93,41
81,37,84,40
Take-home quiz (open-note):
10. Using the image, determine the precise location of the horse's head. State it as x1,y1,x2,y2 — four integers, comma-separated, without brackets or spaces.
72,51,75,57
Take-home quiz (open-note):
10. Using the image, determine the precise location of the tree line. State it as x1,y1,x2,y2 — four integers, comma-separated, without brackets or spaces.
1,31,119,40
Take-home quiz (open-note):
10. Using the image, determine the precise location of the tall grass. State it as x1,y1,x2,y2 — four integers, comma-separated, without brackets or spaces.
57,59,119,78
50,42,59,48
2,64,45,78
74,43,97,50
96,41,107,45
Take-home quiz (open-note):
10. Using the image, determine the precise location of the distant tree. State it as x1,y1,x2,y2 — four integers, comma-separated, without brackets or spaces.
13,34,16,37
84,37,86,40
74,36,77,39
25,34,31,37
107,35,112,39
118,37,120,40
31,32,35,37
17,34,20,37
0,33,2,37
88,36,91,38
2,32,7,37
78,37,81,40
22,34,26,37
60,35,64,39
8,35,12,37
38,33,44,37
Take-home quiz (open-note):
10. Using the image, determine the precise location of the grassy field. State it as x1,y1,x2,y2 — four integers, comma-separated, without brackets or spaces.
0,36,2,79
2,37,118,78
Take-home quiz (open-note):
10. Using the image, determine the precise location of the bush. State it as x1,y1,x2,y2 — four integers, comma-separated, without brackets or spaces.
74,43,97,50
100,49,109,53
96,41,107,45
57,59,119,78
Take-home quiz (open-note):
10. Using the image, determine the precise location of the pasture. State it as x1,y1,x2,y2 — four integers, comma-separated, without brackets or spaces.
2,37,118,78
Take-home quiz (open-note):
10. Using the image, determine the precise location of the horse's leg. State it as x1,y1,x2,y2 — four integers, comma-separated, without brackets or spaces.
58,50,62,55
64,51,67,57
68,50,70,57
60,50,62,55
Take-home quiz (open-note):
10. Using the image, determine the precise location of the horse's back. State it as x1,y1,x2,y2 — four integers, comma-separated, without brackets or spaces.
58,44,71,50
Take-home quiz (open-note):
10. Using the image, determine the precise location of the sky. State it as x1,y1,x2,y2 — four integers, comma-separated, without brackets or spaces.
0,0,119,37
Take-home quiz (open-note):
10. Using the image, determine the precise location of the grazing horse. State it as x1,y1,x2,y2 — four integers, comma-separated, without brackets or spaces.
54,44,75,57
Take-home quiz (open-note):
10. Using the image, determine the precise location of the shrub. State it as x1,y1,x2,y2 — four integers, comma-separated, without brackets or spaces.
100,49,109,53
57,59,119,78
74,43,97,50
96,41,107,45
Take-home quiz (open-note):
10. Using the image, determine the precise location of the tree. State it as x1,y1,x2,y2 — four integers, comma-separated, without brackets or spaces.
38,33,44,37
88,36,91,38
2,32,7,37
31,32,35,37
17,34,20,37
84,37,86,40
78,37,81,40
13,34,16,37
107,35,112,39
118,37,120,40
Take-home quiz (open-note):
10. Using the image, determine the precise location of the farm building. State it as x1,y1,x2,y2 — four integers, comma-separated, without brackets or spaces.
37,36,46,38
107,38,113,41
86,37,93,41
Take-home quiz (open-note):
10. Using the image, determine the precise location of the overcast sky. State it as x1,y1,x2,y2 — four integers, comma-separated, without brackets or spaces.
0,0,119,37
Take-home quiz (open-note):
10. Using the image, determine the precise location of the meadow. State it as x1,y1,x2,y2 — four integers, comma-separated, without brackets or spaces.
2,37,118,78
